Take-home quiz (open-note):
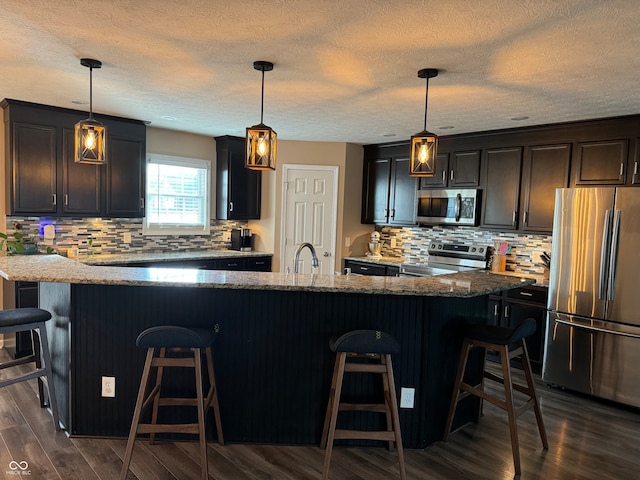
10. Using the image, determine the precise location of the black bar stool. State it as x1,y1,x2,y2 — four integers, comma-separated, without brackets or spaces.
120,326,224,480
443,318,548,476
320,329,405,480
0,307,60,430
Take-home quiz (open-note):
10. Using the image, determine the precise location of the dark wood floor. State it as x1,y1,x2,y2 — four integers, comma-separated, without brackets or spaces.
1,348,639,480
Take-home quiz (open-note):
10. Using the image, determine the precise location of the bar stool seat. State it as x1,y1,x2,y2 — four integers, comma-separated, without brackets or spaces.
120,325,224,480
443,318,548,476
0,307,60,430
320,330,406,480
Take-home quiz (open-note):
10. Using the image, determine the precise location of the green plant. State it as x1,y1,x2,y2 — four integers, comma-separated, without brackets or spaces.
0,223,39,255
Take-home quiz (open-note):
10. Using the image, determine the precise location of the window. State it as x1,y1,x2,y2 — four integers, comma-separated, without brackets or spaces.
143,154,211,235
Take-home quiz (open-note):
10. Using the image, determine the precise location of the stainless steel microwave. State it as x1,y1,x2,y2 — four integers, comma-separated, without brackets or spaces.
416,188,481,226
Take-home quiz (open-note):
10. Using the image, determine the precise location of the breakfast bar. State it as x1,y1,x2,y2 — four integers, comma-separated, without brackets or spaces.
0,254,533,449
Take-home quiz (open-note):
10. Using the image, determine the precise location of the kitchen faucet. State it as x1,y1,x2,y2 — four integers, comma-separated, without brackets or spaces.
294,242,319,273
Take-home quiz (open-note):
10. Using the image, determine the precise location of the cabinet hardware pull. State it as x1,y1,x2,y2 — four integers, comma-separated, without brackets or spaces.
635,161,638,176
139,198,145,208
390,208,395,219
450,170,454,181
523,211,528,224
361,266,369,270
442,170,446,184
512,211,516,224
229,202,234,212
620,162,624,177
52,194,56,206
384,208,389,218
504,305,510,317
494,304,499,316
520,291,533,296
64,194,68,206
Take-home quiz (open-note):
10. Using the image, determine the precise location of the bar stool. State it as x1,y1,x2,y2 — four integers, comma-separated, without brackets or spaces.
320,330,405,480
0,308,60,430
120,326,224,480
443,318,548,476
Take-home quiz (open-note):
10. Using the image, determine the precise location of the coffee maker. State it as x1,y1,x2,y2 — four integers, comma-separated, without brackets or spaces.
231,228,253,251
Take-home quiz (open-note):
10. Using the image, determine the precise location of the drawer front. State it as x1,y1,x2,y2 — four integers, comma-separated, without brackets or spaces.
346,261,387,276
215,258,246,270
506,286,548,304
246,256,272,272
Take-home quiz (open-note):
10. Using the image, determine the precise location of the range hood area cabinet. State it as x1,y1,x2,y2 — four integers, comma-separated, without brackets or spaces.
361,142,417,226
215,135,261,220
2,99,146,218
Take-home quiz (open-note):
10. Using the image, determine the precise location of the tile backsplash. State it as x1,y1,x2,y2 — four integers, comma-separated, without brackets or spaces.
376,225,552,276
4,217,246,255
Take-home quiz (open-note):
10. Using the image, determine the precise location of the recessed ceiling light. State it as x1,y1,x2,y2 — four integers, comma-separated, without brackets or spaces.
161,115,178,121
143,120,152,125
439,126,455,130
71,100,89,105
511,116,529,121
382,133,397,137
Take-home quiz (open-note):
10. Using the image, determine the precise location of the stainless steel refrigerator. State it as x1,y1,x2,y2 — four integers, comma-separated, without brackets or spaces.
543,187,640,407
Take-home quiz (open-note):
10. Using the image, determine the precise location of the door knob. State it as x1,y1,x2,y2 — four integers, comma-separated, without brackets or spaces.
323,251,331,257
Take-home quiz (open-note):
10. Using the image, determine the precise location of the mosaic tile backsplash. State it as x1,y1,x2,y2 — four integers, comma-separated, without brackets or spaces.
4,217,246,255
377,225,552,276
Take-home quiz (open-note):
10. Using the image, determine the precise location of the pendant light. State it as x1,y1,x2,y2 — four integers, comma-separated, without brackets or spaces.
246,60,277,170
410,68,439,176
75,58,107,164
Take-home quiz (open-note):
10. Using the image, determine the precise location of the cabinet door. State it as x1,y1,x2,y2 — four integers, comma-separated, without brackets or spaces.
344,260,387,276
388,157,417,226
520,144,570,233
504,300,546,372
572,139,628,186
418,152,449,189
480,147,522,229
61,128,101,215
449,150,480,187
632,138,640,185
11,122,57,214
361,157,391,224
104,135,145,217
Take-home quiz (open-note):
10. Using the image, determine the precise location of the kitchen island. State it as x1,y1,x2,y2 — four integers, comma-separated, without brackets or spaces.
0,254,533,449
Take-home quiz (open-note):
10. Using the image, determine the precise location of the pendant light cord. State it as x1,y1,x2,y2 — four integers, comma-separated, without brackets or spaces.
89,65,94,121
260,69,265,124
423,75,430,131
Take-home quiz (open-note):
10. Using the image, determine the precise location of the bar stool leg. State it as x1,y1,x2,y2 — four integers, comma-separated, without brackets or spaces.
380,354,395,451
443,338,472,440
205,346,224,445
520,342,549,449
36,324,60,430
149,347,166,445
193,348,208,480
120,348,155,480
499,344,521,476
384,354,406,480
321,352,347,480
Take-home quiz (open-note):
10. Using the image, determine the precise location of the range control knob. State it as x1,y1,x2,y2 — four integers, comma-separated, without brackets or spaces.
479,247,484,253
431,243,436,249
471,247,476,252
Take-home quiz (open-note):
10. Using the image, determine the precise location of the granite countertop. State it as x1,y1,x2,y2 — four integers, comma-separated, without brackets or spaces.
0,254,534,298
79,249,272,266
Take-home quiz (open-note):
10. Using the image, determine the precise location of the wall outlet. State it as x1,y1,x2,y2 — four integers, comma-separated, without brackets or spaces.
123,232,131,244
101,376,116,398
390,237,397,249
345,236,351,247
400,387,414,408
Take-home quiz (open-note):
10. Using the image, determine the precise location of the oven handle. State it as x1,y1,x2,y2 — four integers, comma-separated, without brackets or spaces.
454,193,462,222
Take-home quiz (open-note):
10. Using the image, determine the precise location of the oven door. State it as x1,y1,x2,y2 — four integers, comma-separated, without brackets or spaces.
416,188,480,225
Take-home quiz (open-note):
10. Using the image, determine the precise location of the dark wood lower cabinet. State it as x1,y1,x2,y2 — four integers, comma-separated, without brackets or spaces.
487,285,547,373
112,255,272,272
344,259,399,276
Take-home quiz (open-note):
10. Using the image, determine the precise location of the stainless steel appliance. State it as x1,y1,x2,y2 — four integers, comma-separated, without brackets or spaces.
416,188,481,226
399,242,488,277
230,228,253,251
543,187,640,407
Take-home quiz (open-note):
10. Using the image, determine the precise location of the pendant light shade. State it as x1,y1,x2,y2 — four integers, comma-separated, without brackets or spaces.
246,60,276,170
75,58,107,164
410,68,439,177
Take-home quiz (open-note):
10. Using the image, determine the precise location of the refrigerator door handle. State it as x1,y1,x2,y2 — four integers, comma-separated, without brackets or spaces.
555,317,640,339
607,210,622,301
598,209,612,300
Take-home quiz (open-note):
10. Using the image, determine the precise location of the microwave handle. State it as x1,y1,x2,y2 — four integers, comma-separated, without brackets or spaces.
454,193,461,222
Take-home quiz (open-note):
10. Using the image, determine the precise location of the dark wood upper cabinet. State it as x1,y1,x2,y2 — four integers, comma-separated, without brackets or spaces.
419,150,480,189
520,144,571,233
634,138,640,185
362,143,417,226
3,99,145,218
480,147,523,230
215,135,261,220
572,139,628,186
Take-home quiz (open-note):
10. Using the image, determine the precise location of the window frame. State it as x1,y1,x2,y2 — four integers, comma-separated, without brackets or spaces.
143,153,211,236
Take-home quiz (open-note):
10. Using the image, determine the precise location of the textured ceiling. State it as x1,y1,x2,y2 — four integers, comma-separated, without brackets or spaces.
1,0,639,144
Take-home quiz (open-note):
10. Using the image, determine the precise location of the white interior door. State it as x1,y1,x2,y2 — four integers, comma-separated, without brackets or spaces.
281,165,338,275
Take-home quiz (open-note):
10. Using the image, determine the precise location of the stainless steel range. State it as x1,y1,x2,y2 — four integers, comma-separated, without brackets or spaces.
399,242,488,277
